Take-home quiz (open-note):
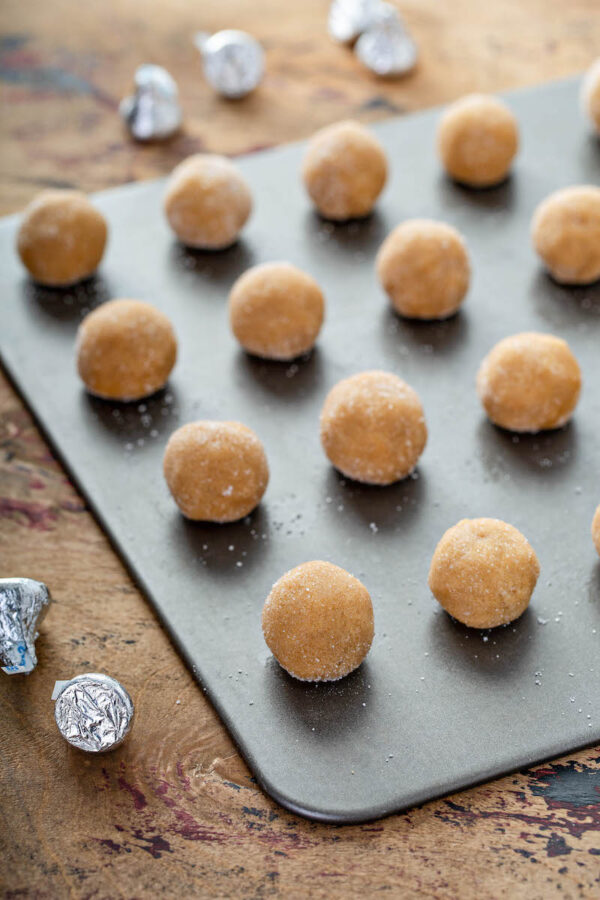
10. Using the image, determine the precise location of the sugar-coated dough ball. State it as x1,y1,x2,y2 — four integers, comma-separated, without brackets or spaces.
437,94,519,188
429,518,540,629
164,154,252,249
262,560,374,681
376,219,470,319
592,505,600,557
477,332,581,433
581,58,600,133
531,185,600,285
320,370,427,484
77,299,177,401
301,120,387,220
163,421,268,522
17,190,107,287
229,262,325,360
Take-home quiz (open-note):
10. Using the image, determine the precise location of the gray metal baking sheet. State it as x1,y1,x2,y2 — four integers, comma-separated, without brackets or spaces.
1,76,599,824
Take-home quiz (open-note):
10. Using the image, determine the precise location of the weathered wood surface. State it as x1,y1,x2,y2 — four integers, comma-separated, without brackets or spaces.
1,1,600,897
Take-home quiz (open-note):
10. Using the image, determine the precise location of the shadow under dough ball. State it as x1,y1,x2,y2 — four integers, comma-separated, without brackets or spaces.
428,518,540,629
376,218,470,319
163,420,269,523
164,154,252,250
76,298,177,401
476,332,582,433
262,560,374,681
531,185,600,285
229,261,325,360
301,120,388,220
320,370,427,484
437,93,519,188
17,189,107,287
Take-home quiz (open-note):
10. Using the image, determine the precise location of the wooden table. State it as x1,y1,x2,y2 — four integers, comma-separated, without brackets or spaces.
1,1,599,896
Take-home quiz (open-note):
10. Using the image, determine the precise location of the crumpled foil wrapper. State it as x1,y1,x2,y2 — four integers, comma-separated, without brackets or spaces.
329,0,418,77
53,673,134,752
194,29,264,99
355,2,418,77
0,578,52,674
119,64,182,141
328,0,381,44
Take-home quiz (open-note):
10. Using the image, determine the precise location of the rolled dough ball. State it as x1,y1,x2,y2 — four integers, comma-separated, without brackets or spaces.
262,560,374,681
163,421,268,522
531,185,600,285
17,190,107,287
77,299,177,401
164,154,252,249
581,57,600,133
376,219,470,319
301,120,387,220
320,370,427,484
592,505,600,557
437,94,519,188
229,262,325,360
428,518,540,629
476,332,581,433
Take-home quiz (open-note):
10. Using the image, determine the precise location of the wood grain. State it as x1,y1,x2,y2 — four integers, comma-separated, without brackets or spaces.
1,1,600,897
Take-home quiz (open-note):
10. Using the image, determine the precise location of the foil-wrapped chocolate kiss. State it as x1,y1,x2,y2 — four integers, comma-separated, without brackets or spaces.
0,577,52,675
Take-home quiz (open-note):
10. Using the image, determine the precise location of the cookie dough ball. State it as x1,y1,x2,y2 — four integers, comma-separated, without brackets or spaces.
592,505,600,557
164,154,252,249
581,58,600,133
77,299,177,401
437,94,519,188
477,332,581,433
429,518,540,628
17,190,107,287
320,370,427,484
301,120,387,220
262,560,374,681
376,219,470,319
163,421,268,522
531,185,600,285
229,262,325,360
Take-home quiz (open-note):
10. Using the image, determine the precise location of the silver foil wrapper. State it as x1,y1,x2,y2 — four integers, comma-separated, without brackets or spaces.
328,0,382,45
53,673,134,752
195,29,264,99
120,64,182,141
0,578,51,674
355,3,418,77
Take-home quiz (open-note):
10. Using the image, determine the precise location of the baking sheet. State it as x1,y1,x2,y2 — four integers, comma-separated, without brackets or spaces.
1,76,599,823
